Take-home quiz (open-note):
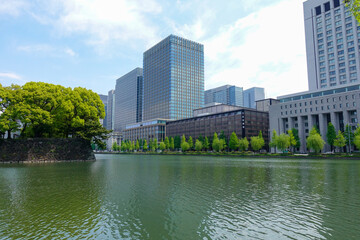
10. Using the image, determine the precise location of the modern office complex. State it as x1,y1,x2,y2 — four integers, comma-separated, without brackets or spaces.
270,0,360,153
243,87,265,109
143,34,204,121
256,98,280,112
114,68,143,131
204,85,243,106
269,85,360,152
304,0,360,91
123,119,168,142
106,90,115,130
166,106,269,149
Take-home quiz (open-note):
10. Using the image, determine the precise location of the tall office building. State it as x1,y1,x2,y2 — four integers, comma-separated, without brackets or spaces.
106,89,115,130
114,68,143,131
304,0,360,91
205,85,243,106
243,87,265,109
98,94,108,129
143,34,204,120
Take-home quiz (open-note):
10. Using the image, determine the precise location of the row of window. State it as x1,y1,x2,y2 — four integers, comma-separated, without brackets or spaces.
281,102,357,116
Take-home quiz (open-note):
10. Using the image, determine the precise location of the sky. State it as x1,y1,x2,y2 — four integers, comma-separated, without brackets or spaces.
0,0,309,98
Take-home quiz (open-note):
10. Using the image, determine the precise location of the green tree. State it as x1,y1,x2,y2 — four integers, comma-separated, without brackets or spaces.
170,137,175,151
291,128,301,149
251,136,263,152
269,129,278,153
112,142,119,151
353,135,360,151
188,136,193,150
212,138,224,152
250,131,265,152
239,137,249,151
326,122,336,151
334,130,346,152
181,141,190,152
198,135,204,143
212,132,219,151
174,136,181,149
346,0,360,24
136,140,140,151
195,139,203,152
153,139,158,150
164,137,170,150
203,136,210,150
276,133,290,152
159,142,166,151
143,140,148,151
344,124,354,153
306,127,325,153
229,132,240,151
288,129,297,152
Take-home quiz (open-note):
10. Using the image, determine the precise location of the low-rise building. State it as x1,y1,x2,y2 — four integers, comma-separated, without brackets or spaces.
123,119,168,142
269,84,360,152
166,107,269,149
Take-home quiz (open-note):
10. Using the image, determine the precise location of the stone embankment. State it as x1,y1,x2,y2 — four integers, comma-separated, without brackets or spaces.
0,138,95,163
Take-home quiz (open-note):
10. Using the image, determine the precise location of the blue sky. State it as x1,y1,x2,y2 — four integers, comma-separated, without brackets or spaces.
0,0,308,98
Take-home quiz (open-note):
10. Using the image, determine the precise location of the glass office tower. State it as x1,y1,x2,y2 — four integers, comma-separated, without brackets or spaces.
304,0,360,90
205,85,244,106
114,68,143,131
143,35,204,120
243,87,265,109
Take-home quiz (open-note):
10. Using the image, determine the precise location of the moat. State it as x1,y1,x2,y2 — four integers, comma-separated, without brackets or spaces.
1,154,359,239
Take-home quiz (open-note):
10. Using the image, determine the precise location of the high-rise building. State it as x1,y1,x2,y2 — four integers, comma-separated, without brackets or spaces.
98,94,108,129
204,85,243,106
106,89,115,130
243,87,265,109
143,34,204,120
304,0,360,91
114,68,143,131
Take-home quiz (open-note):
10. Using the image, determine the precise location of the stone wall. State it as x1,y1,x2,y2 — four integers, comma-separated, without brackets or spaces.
0,138,95,163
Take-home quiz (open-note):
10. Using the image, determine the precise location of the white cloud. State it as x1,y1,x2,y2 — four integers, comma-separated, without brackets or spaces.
17,44,77,57
0,0,27,16
0,72,25,86
200,0,308,98
0,72,22,80
41,0,162,48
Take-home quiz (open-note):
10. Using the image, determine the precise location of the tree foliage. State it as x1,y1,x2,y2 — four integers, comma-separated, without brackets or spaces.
288,130,297,152
276,133,290,152
334,130,346,151
0,82,110,146
250,131,265,152
306,127,325,153
269,129,278,152
229,132,240,151
203,137,210,150
188,136,193,150
239,137,249,151
346,0,360,24
195,139,203,152
326,122,337,151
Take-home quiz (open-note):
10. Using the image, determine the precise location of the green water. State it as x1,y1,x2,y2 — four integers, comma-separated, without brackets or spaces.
0,155,359,239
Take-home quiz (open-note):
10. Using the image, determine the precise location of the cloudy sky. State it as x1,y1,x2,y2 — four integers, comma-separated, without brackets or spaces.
0,0,308,98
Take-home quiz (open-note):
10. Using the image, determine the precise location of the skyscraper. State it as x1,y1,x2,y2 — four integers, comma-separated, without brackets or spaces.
205,85,243,106
106,89,115,130
114,68,143,131
243,87,265,109
304,0,360,90
98,94,108,129
143,34,204,120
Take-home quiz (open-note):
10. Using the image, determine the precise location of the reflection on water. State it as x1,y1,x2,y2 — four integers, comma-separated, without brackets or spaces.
0,155,359,239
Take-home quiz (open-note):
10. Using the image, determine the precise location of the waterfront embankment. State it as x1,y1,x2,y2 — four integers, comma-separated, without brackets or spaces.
0,138,95,163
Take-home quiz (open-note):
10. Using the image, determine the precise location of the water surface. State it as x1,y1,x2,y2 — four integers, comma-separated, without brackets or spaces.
0,155,359,239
